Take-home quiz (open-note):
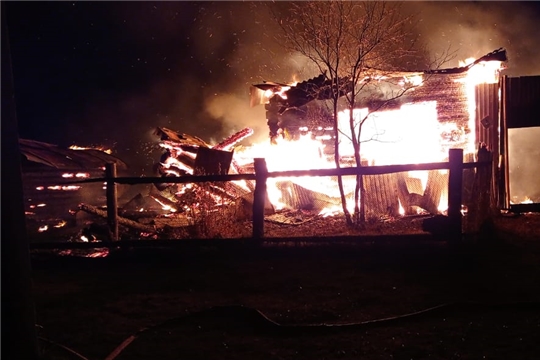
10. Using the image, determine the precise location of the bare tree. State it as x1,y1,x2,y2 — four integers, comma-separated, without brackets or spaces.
275,1,452,226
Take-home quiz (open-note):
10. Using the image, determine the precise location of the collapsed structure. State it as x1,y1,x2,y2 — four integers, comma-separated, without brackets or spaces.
20,139,128,236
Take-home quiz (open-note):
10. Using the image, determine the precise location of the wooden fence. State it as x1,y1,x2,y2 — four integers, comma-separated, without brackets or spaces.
30,148,492,249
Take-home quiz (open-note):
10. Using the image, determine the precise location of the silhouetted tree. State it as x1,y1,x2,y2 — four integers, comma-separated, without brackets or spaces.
275,1,452,225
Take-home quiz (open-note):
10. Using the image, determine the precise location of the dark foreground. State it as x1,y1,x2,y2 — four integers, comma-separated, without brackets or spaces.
30,227,540,360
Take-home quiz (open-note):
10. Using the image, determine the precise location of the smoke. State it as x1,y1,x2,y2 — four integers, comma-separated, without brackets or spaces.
98,1,316,174
407,2,540,75
11,2,540,177
119,1,540,174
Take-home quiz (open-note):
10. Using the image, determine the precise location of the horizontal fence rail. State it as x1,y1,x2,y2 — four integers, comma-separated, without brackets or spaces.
63,160,491,185
31,149,492,250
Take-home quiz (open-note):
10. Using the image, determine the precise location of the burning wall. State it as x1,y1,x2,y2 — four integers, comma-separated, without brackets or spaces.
243,50,506,216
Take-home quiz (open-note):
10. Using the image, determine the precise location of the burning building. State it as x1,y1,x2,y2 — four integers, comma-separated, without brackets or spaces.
245,48,539,216
147,47,539,231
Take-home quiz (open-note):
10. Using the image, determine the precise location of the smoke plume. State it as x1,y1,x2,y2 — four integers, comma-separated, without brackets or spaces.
10,2,539,176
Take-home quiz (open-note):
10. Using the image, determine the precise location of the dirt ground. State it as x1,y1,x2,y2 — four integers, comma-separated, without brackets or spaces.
31,212,540,360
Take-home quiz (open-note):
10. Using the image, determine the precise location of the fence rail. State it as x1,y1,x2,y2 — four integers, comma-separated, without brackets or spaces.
30,148,492,250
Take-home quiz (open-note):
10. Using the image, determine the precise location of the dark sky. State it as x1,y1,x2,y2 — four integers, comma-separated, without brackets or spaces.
5,1,540,175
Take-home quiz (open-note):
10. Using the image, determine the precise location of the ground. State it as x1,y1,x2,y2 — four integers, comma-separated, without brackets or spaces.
30,212,540,360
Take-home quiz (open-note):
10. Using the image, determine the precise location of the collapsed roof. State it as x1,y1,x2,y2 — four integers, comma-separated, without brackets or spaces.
251,48,508,112
19,138,128,170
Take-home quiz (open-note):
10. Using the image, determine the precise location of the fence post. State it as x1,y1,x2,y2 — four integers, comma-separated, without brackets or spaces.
448,148,463,241
105,163,119,241
253,158,268,240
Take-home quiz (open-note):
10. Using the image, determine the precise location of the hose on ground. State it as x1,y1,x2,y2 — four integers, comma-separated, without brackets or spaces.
104,300,540,360
38,336,90,360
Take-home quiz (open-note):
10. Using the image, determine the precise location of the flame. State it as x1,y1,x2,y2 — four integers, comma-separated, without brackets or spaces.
54,220,67,228
398,199,405,216
151,196,178,212
456,58,503,153
235,134,344,210
62,172,89,178
38,225,48,232
399,74,424,88
69,145,112,154
47,185,81,191
521,197,533,204
338,101,445,165
162,155,192,174
163,57,503,217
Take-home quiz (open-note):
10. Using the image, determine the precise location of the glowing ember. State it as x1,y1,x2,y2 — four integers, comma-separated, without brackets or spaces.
38,225,48,232
87,249,109,258
47,185,81,191
63,172,90,178
54,220,67,228
161,155,192,174
152,197,178,212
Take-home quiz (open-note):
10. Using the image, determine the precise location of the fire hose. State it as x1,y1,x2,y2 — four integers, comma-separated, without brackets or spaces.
36,301,540,360
103,300,540,360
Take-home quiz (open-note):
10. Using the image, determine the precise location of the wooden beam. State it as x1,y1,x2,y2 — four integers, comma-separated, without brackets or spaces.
106,163,119,241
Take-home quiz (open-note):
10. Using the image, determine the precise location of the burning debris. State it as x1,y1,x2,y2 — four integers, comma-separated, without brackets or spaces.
20,138,128,238
131,49,506,236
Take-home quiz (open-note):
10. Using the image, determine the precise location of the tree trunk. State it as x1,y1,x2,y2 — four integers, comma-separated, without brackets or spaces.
333,97,352,225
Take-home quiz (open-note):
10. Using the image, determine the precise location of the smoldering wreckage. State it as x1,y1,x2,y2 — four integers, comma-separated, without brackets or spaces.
24,49,515,245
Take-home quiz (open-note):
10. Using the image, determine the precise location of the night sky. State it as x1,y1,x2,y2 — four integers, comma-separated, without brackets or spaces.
5,1,540,175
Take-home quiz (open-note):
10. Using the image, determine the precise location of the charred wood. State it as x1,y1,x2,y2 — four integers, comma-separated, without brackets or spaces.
78,203,157,233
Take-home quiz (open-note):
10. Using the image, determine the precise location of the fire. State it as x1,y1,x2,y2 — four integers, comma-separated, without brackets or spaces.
456,58,503,153
62,172,90,178
156,55,503,218
161,154,193,174
151,196,178,212
235,134,343,210
337,101,445,165
47,185,81,191
54,220,67,228
69,145,112,154
512,197,534,205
